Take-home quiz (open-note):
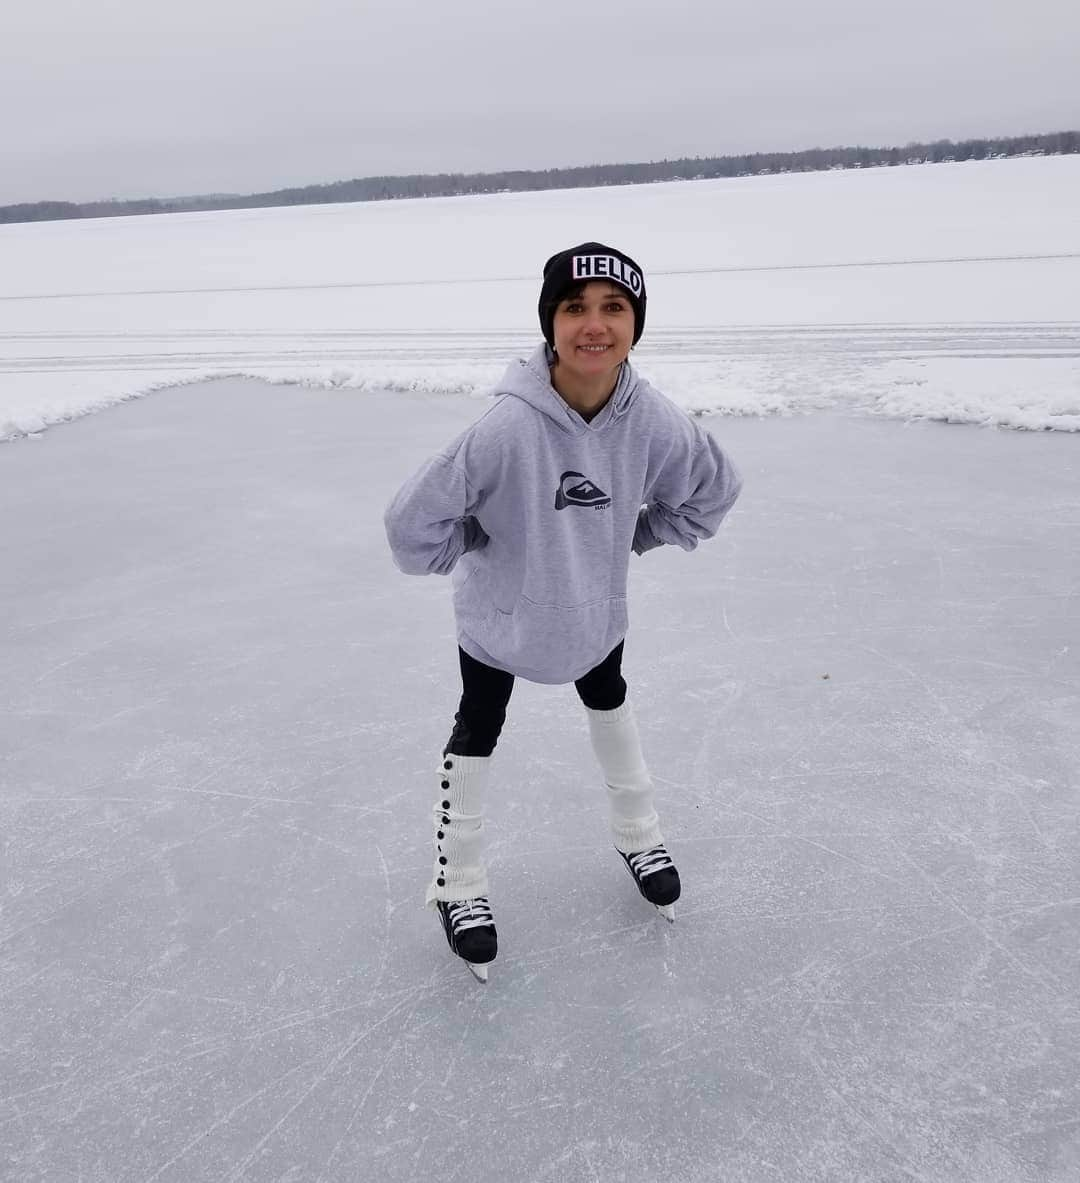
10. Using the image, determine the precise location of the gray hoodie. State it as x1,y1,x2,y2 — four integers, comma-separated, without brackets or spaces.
384,344,742,684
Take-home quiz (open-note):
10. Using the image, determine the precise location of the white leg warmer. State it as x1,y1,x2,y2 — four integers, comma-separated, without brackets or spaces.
424,753,490,907
586,700,664,854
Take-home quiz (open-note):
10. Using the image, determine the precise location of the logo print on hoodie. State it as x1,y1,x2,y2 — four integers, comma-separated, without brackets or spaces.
555,471,612,511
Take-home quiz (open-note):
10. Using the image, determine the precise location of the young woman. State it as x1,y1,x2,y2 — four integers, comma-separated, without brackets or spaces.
384,242,742,981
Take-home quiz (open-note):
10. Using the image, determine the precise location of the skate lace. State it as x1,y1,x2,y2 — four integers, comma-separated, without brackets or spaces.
627,846,674,879
446,897,494,934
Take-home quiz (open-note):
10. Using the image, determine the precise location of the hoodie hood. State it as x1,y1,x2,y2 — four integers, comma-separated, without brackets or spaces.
496,343,641,435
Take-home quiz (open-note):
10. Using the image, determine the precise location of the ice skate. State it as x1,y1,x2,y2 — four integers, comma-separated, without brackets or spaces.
618,845,681,922
436,897,497,982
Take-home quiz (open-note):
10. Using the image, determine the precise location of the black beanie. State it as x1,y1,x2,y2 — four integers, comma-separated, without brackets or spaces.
538,242,647,348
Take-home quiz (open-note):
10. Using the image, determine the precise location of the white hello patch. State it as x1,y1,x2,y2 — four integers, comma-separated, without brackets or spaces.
571,255,643,296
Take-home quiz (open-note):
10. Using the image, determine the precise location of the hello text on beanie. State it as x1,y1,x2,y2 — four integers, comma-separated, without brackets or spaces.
570,253,644,296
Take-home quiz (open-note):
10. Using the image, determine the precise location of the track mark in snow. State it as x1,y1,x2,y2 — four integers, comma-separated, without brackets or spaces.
3,252,1079,302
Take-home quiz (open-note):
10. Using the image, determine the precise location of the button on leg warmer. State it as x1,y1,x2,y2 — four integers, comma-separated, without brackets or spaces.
424,754,490,907
586,700,664,854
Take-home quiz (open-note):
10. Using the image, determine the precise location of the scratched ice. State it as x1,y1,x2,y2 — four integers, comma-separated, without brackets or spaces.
1,376,1078,1182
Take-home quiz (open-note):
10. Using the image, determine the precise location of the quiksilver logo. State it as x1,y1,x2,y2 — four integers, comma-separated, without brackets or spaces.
555,471,612,511
571,255,643,296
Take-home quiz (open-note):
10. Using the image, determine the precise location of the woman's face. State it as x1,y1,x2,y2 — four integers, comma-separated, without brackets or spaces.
551,281,635,383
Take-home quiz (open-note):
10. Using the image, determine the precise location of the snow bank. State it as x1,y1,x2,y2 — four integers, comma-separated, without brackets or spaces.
3,351,1078,442
2,156,1078,439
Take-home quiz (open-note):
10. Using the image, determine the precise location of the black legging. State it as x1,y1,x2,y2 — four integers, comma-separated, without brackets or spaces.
445,641,627,757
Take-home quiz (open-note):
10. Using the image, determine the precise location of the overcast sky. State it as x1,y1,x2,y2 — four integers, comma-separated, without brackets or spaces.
3,0,1079,205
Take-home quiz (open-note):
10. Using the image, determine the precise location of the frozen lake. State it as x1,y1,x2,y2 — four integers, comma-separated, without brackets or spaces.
2,378,1078,1181
3,155,1079,439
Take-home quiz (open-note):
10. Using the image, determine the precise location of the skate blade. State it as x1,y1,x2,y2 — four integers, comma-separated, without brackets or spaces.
655,904,676,923
466,962,489,983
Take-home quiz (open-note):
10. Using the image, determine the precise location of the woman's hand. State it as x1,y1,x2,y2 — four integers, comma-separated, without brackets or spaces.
462,516,490,553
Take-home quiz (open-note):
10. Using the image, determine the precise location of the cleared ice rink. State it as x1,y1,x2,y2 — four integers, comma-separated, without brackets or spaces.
2,377,1078,1181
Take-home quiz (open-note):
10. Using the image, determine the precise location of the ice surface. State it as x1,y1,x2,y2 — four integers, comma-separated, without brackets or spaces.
2,378,1078,1181
2,156,1079,439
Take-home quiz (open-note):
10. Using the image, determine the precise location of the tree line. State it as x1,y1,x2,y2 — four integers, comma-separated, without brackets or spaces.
3,129,1077,225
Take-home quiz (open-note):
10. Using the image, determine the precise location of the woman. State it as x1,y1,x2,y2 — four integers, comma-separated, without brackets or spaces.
384,242,742,981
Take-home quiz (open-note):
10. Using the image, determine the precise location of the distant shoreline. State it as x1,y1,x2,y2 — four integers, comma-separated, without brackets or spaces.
3,128,1077,226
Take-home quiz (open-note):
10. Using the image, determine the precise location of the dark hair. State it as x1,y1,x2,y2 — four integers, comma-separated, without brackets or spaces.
546,281,586,308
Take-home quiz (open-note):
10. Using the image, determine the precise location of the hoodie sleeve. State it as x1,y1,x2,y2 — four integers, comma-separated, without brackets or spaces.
384,451,488,575
633,424,742,555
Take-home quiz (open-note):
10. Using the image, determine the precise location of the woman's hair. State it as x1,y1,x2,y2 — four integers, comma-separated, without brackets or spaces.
540,281,587,317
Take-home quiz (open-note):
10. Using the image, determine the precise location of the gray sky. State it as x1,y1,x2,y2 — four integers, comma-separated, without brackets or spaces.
3,0,1079,205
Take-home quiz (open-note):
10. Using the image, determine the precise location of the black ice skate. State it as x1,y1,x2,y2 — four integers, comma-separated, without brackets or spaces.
437,897,498,982
618,845,681,922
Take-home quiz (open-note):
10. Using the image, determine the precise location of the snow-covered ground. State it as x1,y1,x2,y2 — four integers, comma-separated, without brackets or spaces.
1,155,1079,438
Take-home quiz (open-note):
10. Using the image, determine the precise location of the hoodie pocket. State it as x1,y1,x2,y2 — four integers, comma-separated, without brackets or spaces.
484,593,628,675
